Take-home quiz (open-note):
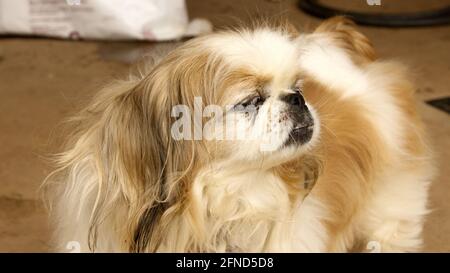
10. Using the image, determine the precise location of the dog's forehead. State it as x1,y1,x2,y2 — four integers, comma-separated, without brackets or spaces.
207,29,300,88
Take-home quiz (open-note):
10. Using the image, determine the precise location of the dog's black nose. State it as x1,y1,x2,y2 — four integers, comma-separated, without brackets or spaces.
282,93,306,108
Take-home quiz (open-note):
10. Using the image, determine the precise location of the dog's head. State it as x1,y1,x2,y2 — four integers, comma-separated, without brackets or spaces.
161,17,375,171
161,28,323,173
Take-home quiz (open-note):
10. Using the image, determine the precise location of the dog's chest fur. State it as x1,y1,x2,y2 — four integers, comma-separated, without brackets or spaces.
191,170,300,252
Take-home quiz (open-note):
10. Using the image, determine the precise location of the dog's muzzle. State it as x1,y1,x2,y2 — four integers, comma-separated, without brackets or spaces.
282,92,314,145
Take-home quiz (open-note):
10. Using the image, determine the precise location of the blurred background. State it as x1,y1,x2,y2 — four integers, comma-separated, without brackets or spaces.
0,0,449,252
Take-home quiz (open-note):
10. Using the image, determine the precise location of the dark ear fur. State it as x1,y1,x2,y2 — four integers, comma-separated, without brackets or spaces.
88,81,170,252
129,42,219,252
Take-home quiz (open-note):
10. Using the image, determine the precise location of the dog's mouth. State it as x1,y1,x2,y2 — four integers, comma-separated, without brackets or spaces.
288,122,314,145
293,124,314,136
283,107,315,148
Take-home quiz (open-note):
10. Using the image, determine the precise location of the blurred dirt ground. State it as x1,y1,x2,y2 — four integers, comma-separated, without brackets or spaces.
0,0,449,252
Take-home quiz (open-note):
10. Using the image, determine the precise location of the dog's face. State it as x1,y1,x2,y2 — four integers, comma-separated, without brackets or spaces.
176,29,320,168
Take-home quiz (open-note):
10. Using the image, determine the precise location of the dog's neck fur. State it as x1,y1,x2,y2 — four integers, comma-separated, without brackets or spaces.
156,165,311,252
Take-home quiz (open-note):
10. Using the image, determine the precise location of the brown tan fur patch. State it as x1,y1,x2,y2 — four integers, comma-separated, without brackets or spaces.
301,79,389,251
315,16,376,64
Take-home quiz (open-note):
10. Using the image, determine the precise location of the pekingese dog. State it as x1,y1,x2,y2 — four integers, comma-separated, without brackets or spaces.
44,17,434,252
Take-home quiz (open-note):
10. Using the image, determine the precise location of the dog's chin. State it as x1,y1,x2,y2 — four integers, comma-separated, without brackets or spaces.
284,124,314,147
249,123,316,168
283,107,315,148
282,105,320,154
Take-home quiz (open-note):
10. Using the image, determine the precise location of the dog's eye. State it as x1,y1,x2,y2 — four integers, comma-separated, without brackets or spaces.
249,96,264,107
235,95,265,110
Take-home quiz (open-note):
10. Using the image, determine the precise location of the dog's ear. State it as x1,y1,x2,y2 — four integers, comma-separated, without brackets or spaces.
315,16,376,63
129,42,223,252
46,77,173,252
86,79,173,252
281,20,301,38
52,51,206,252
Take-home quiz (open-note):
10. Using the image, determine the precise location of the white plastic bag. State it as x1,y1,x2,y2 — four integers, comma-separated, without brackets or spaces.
0,0,211,41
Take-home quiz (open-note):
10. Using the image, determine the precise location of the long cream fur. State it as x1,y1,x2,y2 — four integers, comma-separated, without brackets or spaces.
43,17,434,253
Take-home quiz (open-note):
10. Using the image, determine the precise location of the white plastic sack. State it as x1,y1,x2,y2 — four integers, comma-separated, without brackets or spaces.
0,0,211,41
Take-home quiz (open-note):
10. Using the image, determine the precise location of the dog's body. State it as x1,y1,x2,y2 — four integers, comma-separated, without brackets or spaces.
45,18,433,252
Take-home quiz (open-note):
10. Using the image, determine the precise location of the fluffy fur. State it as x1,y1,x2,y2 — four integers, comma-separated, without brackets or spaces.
43,17,434,252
